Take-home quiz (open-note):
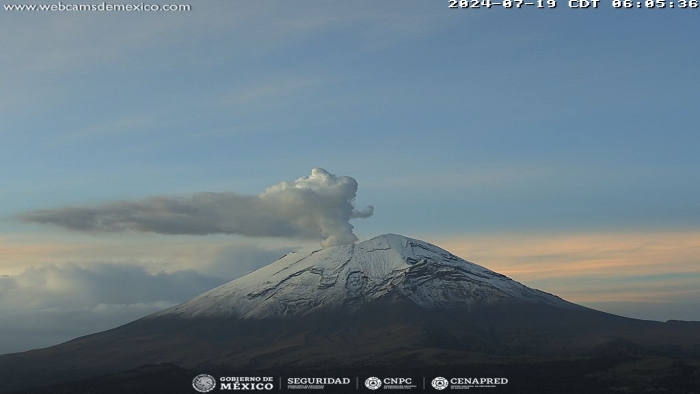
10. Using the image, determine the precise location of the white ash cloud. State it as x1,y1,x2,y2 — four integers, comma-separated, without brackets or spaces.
20,168,373,247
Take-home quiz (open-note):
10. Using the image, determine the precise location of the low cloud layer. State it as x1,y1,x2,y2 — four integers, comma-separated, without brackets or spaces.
20,168,373,247
0,263,225,311
0,263,226,354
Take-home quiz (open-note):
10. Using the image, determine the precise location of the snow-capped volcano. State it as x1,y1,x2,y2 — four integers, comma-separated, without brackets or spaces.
153,234,574,319
2,234,700,393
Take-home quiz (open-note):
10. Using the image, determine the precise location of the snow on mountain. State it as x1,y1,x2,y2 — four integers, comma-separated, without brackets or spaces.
151,234,575,320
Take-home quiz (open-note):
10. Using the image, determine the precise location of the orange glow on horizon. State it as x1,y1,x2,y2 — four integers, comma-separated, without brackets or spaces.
427,231,700,305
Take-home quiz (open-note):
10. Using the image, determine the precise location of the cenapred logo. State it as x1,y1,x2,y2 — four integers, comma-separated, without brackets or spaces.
365,376,382,390
431,377,449,390
192,374,217,393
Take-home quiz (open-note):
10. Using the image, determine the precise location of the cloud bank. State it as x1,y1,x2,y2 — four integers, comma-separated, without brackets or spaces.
0,263,225,311
0,241,296,355
20,168,373,247
0,263,226,354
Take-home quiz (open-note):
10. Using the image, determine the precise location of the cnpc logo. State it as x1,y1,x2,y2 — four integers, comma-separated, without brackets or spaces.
365,377,414,390
365,377,382,390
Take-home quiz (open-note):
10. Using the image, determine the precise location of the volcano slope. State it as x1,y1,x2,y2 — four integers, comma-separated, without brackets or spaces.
1,234,699,392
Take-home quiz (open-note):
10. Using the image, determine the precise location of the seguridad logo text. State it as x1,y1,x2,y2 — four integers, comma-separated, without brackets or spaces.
286,377,352,390
287,378,350,384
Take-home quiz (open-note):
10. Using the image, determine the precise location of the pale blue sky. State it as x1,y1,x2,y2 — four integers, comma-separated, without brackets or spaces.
1,1,699,353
